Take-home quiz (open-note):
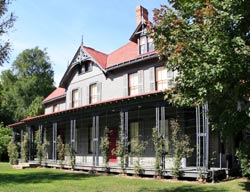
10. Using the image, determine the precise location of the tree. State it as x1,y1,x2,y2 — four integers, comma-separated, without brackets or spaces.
0,47,55,123
0,122,12,161
0,0,16,66
150,1,250,139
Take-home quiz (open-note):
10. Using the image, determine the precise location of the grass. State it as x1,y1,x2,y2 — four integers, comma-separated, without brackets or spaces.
0,163,249,192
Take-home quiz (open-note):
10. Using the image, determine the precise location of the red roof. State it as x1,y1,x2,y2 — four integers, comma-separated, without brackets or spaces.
78,42,156,69
43,87,66,103
83,46,108,69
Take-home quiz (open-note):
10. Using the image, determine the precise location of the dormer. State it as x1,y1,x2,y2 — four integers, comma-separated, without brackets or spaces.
130,5,154,55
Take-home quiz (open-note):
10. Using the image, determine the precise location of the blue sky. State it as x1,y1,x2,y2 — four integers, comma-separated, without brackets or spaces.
2,0,167,86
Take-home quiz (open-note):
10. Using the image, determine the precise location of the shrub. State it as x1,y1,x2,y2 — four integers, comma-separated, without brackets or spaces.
170,119,193,178
100,127,109,169
21,132,29,162
7,141,18,165
236,142,250,178
56,135,65,167
65,144,75,167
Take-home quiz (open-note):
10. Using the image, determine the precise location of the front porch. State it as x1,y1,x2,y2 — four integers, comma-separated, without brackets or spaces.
12,92,233,180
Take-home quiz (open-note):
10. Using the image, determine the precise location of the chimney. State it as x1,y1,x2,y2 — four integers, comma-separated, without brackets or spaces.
136,5,148,26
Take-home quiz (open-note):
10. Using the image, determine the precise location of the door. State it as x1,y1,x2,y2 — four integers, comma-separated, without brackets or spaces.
108,128,117,162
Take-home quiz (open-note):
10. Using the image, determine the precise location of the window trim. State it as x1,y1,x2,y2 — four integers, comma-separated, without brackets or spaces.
72,89,79,108
89,83,98,104
128,72,139,96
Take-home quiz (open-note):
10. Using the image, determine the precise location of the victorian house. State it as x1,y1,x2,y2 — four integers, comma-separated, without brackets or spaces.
9,5,235,179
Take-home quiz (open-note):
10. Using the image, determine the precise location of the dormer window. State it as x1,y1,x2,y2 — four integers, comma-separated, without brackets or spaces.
79,61,93,74
139,36,147,54
138,35,154,55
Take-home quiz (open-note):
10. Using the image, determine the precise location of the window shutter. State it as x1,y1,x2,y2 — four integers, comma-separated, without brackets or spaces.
78,88,82,106
138,70,144,94
69,91,72,108
149,67,155,91
86,85,89,104
123,74,128,96
97,82,102,102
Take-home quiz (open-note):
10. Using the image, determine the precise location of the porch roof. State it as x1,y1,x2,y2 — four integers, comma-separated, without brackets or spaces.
9,91,164,127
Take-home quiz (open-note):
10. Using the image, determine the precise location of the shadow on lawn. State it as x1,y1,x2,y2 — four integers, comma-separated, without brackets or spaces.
137,186,228,192
239,180,250,191
0,169,99,184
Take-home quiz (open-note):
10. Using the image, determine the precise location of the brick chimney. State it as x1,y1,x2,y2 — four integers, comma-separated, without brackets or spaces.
136,5,148,26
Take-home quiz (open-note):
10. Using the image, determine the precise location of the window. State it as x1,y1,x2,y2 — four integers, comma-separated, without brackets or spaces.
139,36,146,54
53,104,58,112
72,89,79,108
129,73,139,96
88,126,93,154
129,122,139,152
147,37,154,52
156,66,175,91
79,62,92,74
89,83,98,104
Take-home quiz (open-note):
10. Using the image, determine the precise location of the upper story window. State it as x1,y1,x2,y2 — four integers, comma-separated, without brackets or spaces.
156,66,175,91
53,104,58,112
89,83,98,104
72,89,79,108
129,72,139,96
148,37,154,52
79,62,92,74
138,35,154,55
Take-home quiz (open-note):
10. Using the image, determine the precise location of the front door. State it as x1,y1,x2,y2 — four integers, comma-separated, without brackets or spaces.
108,128,117,162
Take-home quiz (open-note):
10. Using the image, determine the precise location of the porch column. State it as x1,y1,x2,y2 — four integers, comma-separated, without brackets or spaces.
120,110,128,168
155,106,166,169
70,119,76,151
52,122,57,161
38,125,43,145
92,115,99,166
196,103,209,170
27,126,32,161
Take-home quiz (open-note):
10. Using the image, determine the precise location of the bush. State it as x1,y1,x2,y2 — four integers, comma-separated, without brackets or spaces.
100,127,109,169
170,119,193,178
56,135,65,167
0,123,12,161
65,144,75,167
7,141,18,165
21,132,29,162
236,142,250,178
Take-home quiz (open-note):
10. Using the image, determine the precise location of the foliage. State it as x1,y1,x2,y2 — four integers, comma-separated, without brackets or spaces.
0,47,55,123
152,127,165,177
236,141,250,178
35,130,44,164
112,129,128,173
65,144,75,167
7,141,18,165
149,0,250,139
130,138,147,176
100,127,109,169
170,119,193,178
56,135,64,167
21,132,29,163
0,122,12,161
0,0,16,66
42,130,49,164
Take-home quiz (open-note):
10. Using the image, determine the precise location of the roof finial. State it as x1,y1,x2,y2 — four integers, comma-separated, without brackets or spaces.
81,35,84,46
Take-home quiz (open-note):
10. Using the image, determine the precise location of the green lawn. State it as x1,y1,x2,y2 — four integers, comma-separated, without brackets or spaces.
0,163,249,192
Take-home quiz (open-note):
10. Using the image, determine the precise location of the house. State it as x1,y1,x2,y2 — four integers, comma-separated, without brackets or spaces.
9,5,236,179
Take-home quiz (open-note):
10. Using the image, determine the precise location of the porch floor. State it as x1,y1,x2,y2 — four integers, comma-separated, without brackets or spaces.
25,160,228,181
